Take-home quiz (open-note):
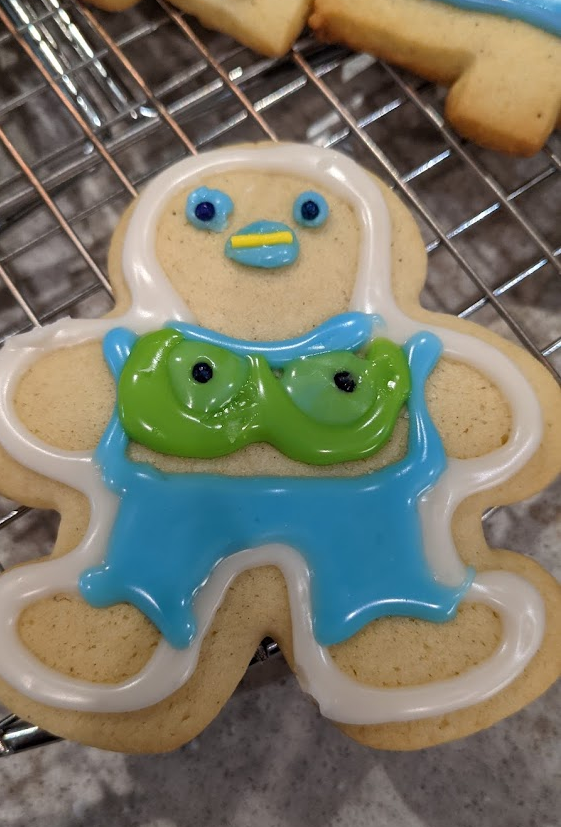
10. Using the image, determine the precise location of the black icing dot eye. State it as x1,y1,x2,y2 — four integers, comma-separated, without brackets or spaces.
293,190,329,228
192,361,214,383
194,201,216,222
300,200,320,222
333,371,356,393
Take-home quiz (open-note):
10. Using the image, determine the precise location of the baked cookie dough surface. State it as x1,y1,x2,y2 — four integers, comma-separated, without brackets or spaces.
87,0,313,57
0,143,559,753
87,0,561,153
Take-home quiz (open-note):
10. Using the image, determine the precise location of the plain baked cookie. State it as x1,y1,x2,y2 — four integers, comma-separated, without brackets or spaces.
310,0,561,156
87,0,312,57
0,143,559,753
87,0,561,154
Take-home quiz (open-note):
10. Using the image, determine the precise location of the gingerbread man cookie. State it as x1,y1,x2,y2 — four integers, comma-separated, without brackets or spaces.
0,143,559,752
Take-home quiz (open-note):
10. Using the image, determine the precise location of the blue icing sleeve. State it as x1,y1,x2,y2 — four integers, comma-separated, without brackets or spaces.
80,326,473,650
103,327,138,380
166,312,382,368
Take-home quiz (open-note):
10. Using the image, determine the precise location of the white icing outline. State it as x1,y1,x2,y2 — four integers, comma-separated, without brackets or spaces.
0,145,545,723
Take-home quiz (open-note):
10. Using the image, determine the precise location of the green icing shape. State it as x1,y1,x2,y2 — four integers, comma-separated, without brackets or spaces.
168,340,250,415
118,331,411,465
283,350,377,425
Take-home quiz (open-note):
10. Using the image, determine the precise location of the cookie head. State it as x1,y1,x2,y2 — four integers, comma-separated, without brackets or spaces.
154,169,361,340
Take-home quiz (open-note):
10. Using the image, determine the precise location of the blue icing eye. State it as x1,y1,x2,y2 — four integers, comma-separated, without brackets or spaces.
293,191,329,228
186,187,233,232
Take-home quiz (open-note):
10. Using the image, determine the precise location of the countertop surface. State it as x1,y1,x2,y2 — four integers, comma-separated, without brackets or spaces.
2,661,561,827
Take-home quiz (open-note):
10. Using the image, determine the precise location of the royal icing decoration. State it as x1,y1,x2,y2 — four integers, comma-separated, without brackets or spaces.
186,186,233,232
79,327,469,650
112,323,409,462
293,190,329,228
225,218,300,268
0,145,545,725
435,0,561,38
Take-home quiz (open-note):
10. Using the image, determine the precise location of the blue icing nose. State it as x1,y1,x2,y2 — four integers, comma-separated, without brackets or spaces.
225,220,299,269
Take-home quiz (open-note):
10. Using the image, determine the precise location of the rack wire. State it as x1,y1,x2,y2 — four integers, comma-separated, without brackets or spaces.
0,0,560,756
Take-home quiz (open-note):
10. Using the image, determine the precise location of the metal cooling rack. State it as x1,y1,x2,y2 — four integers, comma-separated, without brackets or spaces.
0,0,560,756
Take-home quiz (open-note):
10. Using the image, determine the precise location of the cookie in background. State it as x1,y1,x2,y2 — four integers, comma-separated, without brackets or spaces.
87,0,313,57
310,0,561,155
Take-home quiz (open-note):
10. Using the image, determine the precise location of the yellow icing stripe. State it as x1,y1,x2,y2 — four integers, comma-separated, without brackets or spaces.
230,231,293,249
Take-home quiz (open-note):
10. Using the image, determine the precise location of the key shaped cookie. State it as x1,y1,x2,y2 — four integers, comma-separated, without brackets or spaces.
310,0,561,155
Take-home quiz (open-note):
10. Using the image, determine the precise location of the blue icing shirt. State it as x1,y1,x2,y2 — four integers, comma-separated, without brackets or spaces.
79,326,473,650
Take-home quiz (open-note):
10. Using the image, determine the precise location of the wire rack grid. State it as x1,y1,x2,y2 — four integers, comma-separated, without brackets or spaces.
0,0,560,756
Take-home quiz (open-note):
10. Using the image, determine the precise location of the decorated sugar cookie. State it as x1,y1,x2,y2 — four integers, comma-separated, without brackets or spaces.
310,0,561,155
0,144,559,753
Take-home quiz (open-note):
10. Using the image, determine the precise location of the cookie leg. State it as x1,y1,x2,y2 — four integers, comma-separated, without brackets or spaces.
286,567,544,725
0,573,201,714
80,562,200,649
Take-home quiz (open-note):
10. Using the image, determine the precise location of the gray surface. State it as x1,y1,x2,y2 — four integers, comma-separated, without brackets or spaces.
1,650,560,827
0,2,560,825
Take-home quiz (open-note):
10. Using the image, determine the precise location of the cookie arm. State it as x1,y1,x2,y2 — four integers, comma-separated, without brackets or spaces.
0,321,106,494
